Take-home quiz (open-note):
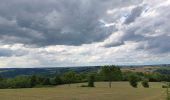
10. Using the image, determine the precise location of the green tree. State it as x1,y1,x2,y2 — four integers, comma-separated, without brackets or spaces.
141,78,149,88
100,65,122,88
88,74,95,87
0,75,3,81
51,76,62,85
36,76,45,85
43,78,51,85
145,73,162,82
128,74,140,88
30,75,37,87
0,77,8,89
9,76,31,88
62,71,76,87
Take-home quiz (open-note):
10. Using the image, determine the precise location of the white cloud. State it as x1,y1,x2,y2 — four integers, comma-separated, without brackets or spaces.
0,0,170,67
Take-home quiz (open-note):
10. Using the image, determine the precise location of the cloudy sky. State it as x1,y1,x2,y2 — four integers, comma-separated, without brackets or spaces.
0,0,170,68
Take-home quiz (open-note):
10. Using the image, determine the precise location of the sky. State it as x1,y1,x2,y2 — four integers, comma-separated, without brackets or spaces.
0,0,170,68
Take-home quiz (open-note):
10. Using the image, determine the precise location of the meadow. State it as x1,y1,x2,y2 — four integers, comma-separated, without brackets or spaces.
0,82,166,100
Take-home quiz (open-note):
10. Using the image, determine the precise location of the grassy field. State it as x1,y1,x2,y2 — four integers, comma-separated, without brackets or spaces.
0,82,166,100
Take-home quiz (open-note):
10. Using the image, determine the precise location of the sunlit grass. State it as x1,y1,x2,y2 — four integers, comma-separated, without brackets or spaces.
0,82,166,100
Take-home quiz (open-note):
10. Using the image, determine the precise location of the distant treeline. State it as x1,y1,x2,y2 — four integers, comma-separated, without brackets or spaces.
0,67,101,78
0,65,170,89
155,68,170,75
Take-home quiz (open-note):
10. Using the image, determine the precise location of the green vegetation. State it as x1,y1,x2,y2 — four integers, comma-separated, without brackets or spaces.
163,82,170,100
0,65,169,100
88,74,95,87
0,82,164,100
141,78,149,88
62,71,77,87
167,87,170,100
52,76,62,85
128,74,140,88
100,65,122,88
0,65,170,90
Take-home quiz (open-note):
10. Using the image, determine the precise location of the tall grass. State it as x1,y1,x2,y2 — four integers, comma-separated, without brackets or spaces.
167,88,170,100
165,83,170,100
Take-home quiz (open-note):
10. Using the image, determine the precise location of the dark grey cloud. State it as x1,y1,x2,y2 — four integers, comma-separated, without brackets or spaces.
0,0,142,46
137,35,170,53
103,41,124,48
124,6,143,24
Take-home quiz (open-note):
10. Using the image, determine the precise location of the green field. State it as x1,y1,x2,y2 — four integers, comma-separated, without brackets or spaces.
0,82,166,100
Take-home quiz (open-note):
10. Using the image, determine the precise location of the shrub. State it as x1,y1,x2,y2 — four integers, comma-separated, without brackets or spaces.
167,96,170,100
30,75,37,87
50,76,62,85
62,71,77,86
162,85,168,88
128,74,139,88
42,78,51,85
88,74,95,87
141,78,149,88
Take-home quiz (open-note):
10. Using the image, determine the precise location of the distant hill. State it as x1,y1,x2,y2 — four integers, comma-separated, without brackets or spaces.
0,66,101,78
0,64,170,78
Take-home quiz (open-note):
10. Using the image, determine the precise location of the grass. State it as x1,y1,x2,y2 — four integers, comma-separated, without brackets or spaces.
0,82,166,100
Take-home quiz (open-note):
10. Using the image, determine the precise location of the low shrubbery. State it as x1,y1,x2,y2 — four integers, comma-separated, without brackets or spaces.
141,78,149,88
128,74,140,88
88,74,95,87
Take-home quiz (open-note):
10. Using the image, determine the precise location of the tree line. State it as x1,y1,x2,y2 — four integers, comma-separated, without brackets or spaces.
0,65,170,89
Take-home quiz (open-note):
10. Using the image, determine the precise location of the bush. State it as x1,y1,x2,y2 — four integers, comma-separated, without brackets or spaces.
88,74,95,87
62,71,77,86
128,74,139,88
163,83,170,88
30,75,37,87
7,76,31,88
162,85,168,88
42,78,51,85
0,80,9,89
50,76,62,85
167,95,170,100
141,78,149,88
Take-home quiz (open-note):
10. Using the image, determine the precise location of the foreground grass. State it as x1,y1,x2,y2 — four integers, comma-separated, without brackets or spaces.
0,82,165,100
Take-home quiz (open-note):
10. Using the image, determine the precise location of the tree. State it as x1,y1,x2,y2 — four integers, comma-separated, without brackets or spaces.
88,74,95,87
9,76,31,88
36,76,45,85
62,71,76,87
51,76,62,85
0,76,8,89
141,78,149,88
0,75,3,81
42,78,51,85
100,65,122,88
128,74,140,88
30,75,37,87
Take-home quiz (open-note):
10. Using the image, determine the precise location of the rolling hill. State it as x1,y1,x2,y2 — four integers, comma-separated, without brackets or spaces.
0,64,170,78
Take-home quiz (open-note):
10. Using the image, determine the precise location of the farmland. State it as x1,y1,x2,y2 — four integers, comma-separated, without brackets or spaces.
0,82,165,100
